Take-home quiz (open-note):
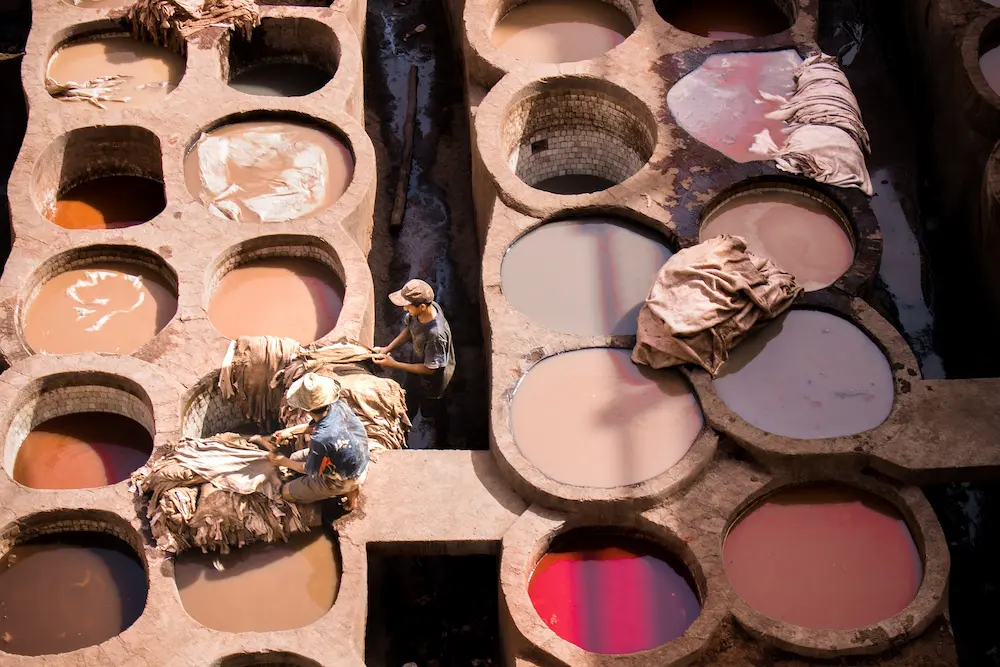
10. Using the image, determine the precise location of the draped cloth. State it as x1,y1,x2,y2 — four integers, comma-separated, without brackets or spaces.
632,235,803,375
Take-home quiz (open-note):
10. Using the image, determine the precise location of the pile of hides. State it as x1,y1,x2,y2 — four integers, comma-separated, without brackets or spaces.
45,75,131,108
130,433,320,554
750,52,873,195
632,235,802,375
125,0,259,52
219,336,411,451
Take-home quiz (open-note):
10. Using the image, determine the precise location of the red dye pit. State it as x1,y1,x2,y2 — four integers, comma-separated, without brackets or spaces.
723,484,923,630
13,413,153,489
528,531,700,654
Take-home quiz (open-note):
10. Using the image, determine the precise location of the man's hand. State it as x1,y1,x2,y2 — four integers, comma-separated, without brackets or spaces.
372,346,385,354
373,354,399,370
268,452,290,467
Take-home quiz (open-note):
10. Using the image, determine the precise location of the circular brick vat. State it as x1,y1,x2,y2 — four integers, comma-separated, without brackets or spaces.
184,112,355,224
654,0,795,39
46,23,186,108
1,371,155,488
490,0,637,64
712,308,895,439
32,126,166,230
510,348,703,488
501,215,672,335
206,235,347,343
723,482,922,632
499,79,656,194
527,527,700,654
20,245,178,355
227,18,338,97
216,654,323,667
980,19,1000,99
0,510,148,656
699,181,855,292
174,529,341,632
182,374,262,439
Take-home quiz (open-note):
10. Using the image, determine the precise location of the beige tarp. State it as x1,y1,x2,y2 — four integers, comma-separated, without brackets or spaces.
632,235,802,375
130,433,319,554
219,337,411,451
750,52,873,195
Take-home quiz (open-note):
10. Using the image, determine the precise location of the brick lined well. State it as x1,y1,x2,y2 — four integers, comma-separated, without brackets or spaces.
217,652,323,667
502,83,656,189
182,374,253,438
2,373,155,474
30,125,165,219
226,17,341,83
205,234,347,305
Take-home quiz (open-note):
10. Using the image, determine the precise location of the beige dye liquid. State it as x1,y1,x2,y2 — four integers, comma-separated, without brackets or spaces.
511,348,703,488
184,121,354,224
22,262,177,355
208,257,345,343
700,188,854,291
46,36,184,106
492,0,633,63
174,531,339,632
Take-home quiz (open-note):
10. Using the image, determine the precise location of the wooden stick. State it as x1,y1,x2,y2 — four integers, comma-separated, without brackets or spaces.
390,64,418,231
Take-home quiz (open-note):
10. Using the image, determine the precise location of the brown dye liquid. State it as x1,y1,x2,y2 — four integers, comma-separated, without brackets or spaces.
22,262,177,355
208,258,344,343
667,50,798,163
46,36,184,106
534,174,616,195
492,0,633,63
184,121,354,224
713,310,894,439
49,175,166,229
229,62,332,97
981,46,1000,98
0,532,147,656
511,348,703,488
14,413,152,490
700,188,854,291
723,484,923,630
660,0,790,39
501,217,673,335
174,531,340,632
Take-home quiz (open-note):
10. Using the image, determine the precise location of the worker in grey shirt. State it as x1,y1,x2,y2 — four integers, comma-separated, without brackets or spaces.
374,279,455,445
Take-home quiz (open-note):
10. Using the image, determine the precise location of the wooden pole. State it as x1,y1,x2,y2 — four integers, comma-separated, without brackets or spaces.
390,64,418,231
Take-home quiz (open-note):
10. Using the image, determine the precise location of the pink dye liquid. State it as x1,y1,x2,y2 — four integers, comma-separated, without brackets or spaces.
529,533,700,654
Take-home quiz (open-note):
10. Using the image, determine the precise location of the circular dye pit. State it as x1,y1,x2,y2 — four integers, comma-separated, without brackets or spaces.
22,262,178,354
656,0,791,39
0,531,147,656
174,531,340,632
47,35,184,106
511,348,703,488
529,530,700,654
713,310,894,439
724,484,923,630
48,176,166,229
185,120,354,223
700,186,854,291
208,257,344,342
502,217,672,335
534,175,617,195
492,0,633,64
13,413,152,489
230,63,332,97
981,43,1000,99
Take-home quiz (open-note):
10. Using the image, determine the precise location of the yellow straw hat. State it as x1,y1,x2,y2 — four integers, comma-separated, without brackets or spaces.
285,373,341,412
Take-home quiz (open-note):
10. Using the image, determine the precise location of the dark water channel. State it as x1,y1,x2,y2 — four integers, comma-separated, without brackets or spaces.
820,1,1000,664
364,0,487,451
0,0,29,271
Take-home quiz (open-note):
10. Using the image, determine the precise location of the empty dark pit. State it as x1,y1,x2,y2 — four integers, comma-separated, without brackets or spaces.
655,0,793,39
529,529,700,654
365,550,501,667
980,26,1000,99
13,412,152,489
219,654,323,667
51,175,165,230
227,18,337,97
0,531,147,656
